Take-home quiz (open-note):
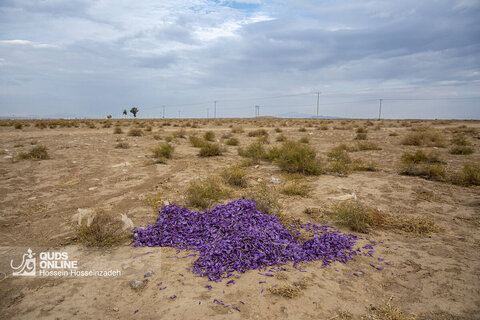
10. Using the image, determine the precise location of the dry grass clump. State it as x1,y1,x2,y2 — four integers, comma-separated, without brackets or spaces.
151,143,174,161
221,166,248,188
356,141,381,151
401,128,445,147
362,297,417,320
76,211,127,247
14,122,22,129
299,136,309,144
113,126,123,134
275,127,282,133
225,137,239,146
189,136,205,148
128,128,143,136
333,201,386,233
268,279,307,298
115,142,129,149
248,129,269,137
452,163,480,186
276,134,287,142
199,142,222,157
173,128,187,138
185,177,230,210
326,144,376,174
449,145,473,155
203,131,215,141
243,183,282,215
355,132,368,140
18,145,49,160
280,180,312,197
393,217,440,235
389,132,399,136
231,126,244,133
298,127,307,132
398,150,445,181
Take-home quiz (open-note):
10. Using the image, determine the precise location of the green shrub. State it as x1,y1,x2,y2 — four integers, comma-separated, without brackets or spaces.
151,143,174,159
199,143,222,157
238,142,267,161
274,141,323,175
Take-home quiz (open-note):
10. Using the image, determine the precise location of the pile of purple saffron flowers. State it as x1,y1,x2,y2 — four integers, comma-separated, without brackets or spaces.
132,199,359,281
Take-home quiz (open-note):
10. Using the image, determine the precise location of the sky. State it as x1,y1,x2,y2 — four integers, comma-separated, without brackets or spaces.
0,0,479,119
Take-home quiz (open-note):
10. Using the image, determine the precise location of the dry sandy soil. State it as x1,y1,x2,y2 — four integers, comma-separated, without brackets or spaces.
0,118,479,320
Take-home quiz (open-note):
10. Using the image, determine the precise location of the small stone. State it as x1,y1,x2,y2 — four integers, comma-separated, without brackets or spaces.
10,291,24,301
113,307,119,312
130,279,146,290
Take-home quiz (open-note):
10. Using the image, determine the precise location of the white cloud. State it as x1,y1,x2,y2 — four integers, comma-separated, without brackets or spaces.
0,40,58,48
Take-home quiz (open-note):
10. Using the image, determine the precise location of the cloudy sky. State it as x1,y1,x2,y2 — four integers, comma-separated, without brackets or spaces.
1,0,479,119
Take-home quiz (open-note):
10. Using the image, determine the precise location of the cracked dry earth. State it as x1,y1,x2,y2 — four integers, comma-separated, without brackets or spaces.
0,119,479,320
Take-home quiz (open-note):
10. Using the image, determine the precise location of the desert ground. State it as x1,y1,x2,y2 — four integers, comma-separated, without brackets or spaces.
0,118,479,320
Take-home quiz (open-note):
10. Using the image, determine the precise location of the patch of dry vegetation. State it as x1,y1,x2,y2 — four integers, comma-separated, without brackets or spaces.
401,127,446,147
76,211,128,247
398,150,445,181
18,145,49,160
184,177,230,210
221,166,248,188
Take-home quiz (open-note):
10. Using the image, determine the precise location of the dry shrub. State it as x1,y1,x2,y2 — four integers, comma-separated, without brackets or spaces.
452,162,480,186
231,126,244,133
449,146,473,155
221,166,247,188
185,177,230,210
115,142,129,149
299,136,309,144
276,134,287,142
128,128,143,136
333,201,386,233
113,126,123,134
398,150,445,181
225,137,239,146
151,143,174,160
393,217,440,235
268,279,307,298
203,131,215,141
356,141,381,151
298,127,307,132
401,128,445,147
362,297,417,320
18,145,49,160
275,127,282,133
199,142,222,157
243,183,282,216
14,122,22,129
76,211,127,247
189,136,205,148
355,132,368,140
389,132,399,136
248,129,268,137
280,180,312,197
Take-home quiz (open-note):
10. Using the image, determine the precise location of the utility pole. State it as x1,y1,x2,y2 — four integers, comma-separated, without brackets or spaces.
378,99,383,120
316,91,320,119
255,105,260,118
214,101,217,119
162,105,165,119
178,110,181,119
